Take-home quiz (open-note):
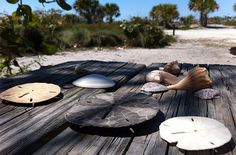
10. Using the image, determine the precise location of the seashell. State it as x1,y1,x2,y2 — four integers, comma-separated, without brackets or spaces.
167,67,212,91
146,70,180,85
160,116,232,151
194,88,220,99
72,74,115,88
74,64,89,74
163,60,180,75
141,82,168,93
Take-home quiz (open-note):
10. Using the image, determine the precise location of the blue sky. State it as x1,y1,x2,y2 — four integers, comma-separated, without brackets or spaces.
0,0,235,20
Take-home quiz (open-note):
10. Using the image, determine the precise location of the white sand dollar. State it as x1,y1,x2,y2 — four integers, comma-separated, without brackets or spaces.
0,83,61,104
72,74,115,88
160,116,232,151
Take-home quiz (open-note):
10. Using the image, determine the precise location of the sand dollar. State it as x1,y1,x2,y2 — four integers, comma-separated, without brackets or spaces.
0,83,61,104
65,93,159,128
160,116,232,151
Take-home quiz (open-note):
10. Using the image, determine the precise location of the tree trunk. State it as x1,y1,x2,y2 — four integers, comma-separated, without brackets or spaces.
109,16,113,23
200,12,204,27
203,13,208,27
200,12,208,27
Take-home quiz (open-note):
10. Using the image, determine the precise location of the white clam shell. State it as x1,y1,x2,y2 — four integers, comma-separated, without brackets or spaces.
160,116,232,151
72,74,115,88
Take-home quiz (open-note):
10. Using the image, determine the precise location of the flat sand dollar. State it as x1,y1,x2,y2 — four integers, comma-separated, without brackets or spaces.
0,83,61,104
72,74,115,88
160,116,232,151
65,93,159,128
141,82,168,93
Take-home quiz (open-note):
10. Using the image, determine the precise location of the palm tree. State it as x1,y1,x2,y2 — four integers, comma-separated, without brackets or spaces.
189,0,219,27
104,3,120,23
234,3,236,12
74,0,103,24
150,4,179,28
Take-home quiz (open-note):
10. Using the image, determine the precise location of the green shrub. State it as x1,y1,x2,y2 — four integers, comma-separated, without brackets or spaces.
55,23,124,48
180,15,194,29
22,27,43,51
42,42,58,55
88,32,123,47
224,20,236,26
55,27,90,47
120,20,175,48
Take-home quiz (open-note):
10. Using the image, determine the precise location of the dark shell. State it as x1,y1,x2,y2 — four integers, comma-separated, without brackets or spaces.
141,82,168,93
65,93,160,128
194,88,220,100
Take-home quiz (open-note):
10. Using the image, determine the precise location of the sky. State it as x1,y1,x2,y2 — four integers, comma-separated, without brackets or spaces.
0,0,235,20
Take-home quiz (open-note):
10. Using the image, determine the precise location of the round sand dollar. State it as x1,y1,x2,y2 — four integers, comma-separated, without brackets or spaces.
160,116,232,151
65,93,159,128
0,83,61,104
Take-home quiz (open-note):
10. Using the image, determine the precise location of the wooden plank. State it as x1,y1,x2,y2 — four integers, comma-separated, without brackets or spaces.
0,61,144,154
207,65,236,155
0,61,125,154
0,61,87,91
136,63,187,155
33,63,151,155
0,61,98,128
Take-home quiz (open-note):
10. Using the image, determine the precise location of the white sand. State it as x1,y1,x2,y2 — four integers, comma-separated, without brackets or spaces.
17,27,236,71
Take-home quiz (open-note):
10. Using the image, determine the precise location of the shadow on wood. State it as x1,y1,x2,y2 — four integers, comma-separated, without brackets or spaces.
69,111,165,137
1,93,64,107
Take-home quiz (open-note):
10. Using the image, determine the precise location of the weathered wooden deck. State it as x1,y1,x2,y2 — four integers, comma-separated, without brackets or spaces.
0,60,235,155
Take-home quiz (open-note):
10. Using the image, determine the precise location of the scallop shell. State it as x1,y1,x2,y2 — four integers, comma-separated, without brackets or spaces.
194,88,220,99
141,82,168,93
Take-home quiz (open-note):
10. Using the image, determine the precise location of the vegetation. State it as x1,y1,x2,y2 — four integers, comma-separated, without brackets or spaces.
180,15,195,28
120,19,175,48
234,3,236,12
189,0,219,27
73,0,120,24
55,24,124,48
104,3,120,23
1,0,235,76
150,4,179,28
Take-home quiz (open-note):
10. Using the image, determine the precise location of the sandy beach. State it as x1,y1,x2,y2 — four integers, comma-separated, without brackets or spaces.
17,26,236,71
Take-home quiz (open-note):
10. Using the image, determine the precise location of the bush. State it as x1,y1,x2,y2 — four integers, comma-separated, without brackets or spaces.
55,23,124,48
42,42,58,55
22,28,43,51
120,20,175,48
180,15,194,29
55,27,90,47
88,32,123,47
224,20,236,26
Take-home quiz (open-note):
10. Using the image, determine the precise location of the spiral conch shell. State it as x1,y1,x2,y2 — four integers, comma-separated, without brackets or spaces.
146,70,180,85
167,67,212,91
163,60,180,75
